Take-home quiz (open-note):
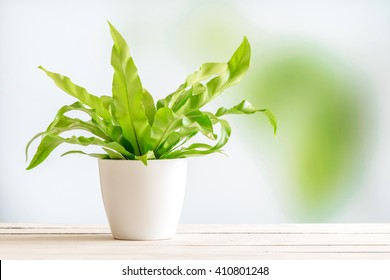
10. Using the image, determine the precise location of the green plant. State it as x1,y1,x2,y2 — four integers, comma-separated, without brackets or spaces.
26,22,276,169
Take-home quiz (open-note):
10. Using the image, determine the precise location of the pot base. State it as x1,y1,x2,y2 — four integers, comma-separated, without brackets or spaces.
113,235,175,241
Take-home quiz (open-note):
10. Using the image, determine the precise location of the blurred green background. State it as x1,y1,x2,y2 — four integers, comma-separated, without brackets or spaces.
162,0,376,220
0,0,388,223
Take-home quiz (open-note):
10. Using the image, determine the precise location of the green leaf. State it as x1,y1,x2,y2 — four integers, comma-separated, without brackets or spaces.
61,147,126,160
166,37,251,116
157,63,227,109
38,66,110,120
216,100,259,116
64,136,134,158
102,148,126,159
54,116,109,140
216,100,277,134
27,135,65,170
156,127,199,159
225,36,251,88
25,131,44,162
185,63,228,86
145,108,182,154
146,108,216,158
182,110,216,140
27,135,134,169
61,150,110,159
71,101,123,144
142,88,156,126
262,109,277,135
162,114,231,159
154,132,183,158
108,21,151,156
135,150,156,165
25,102,114,162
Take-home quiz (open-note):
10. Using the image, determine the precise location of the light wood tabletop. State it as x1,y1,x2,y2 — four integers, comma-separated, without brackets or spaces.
0,223,389,259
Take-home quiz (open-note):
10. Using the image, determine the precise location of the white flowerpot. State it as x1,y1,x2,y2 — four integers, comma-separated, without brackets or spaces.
98,158,187,240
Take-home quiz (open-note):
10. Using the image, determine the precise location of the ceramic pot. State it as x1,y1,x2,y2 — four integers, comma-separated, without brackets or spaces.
98,158,187,240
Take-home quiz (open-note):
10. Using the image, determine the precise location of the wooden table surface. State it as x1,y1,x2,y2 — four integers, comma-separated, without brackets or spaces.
0,224,389,259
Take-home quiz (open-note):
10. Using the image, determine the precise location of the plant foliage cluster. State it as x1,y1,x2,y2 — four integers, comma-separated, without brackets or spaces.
26,22,276,169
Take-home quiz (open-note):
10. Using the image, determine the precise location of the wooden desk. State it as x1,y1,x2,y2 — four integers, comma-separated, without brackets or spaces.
1,224,389,259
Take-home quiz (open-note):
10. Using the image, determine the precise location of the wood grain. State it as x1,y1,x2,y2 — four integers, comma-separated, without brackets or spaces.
0,224,389,259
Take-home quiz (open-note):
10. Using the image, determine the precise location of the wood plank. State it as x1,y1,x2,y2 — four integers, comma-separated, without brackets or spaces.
0,233,389,246
178,224,390,234
0,224,110,234
1,223,390,234
1,246,390,260
1,224,389,259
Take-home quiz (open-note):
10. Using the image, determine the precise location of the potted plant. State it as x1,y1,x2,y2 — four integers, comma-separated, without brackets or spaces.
26,22,276,240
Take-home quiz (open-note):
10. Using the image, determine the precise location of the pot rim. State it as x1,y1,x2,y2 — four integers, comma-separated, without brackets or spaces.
98,158,188,165
98,158,187,161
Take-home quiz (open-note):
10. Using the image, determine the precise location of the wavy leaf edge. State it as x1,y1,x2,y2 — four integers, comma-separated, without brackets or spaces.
26,22,276,169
